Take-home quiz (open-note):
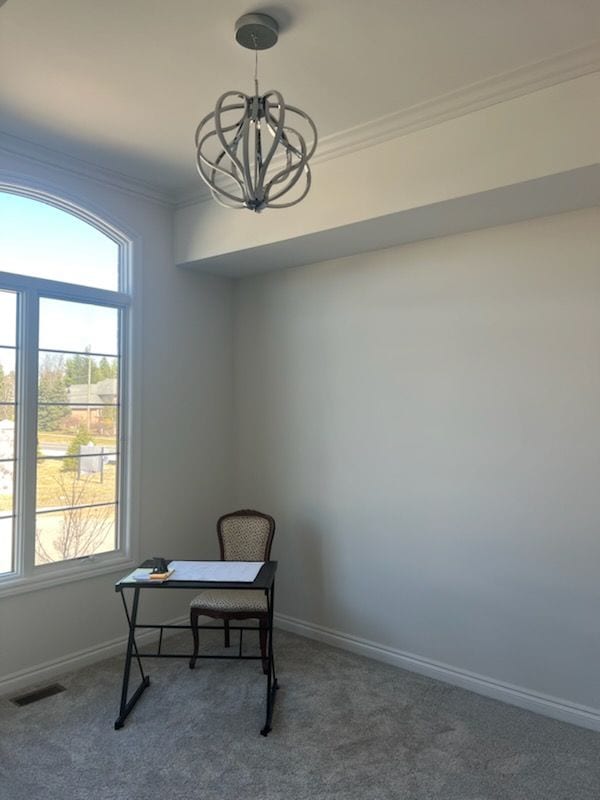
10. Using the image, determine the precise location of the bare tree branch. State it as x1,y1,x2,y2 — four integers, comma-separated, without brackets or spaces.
35,470,114,562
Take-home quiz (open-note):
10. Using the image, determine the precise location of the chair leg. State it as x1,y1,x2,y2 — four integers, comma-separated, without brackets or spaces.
224,619,230,648
189,609,199,669
259,618,268,675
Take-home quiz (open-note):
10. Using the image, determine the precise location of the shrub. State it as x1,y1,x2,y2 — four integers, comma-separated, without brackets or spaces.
62,425,94,472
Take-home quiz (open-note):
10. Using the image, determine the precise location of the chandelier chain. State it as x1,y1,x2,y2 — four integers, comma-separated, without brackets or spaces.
253,40,259,95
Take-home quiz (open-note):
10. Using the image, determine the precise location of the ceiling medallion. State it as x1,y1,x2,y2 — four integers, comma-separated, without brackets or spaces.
194,13,317,213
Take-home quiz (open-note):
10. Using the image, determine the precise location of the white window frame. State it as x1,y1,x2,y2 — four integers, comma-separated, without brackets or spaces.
0,185,140,597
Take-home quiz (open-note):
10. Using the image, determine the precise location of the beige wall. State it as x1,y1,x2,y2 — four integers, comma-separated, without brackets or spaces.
233,208,600,711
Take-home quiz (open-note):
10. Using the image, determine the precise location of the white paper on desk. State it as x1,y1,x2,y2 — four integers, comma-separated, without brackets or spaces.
167,560,263,582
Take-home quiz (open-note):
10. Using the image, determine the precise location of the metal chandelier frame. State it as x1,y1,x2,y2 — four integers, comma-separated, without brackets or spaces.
194,14,318,213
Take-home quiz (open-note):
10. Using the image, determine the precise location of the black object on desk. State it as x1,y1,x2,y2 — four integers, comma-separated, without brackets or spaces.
150,557,170,574
114,559,278,735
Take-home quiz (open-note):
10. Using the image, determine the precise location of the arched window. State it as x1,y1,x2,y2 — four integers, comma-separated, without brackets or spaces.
0,189,132,587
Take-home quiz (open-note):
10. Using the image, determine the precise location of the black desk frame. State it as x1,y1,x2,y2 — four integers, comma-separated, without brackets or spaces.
114,561,278,735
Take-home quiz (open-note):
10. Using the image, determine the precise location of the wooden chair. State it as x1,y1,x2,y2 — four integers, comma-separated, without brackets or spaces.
189,510,276,673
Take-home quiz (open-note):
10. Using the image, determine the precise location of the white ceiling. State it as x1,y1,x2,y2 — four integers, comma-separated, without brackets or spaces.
0,0,599,197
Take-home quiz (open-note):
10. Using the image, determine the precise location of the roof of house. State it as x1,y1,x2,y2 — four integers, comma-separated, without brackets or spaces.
67,379,117,406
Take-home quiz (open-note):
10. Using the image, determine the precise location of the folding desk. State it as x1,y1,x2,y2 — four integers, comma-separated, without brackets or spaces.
114,560,278,735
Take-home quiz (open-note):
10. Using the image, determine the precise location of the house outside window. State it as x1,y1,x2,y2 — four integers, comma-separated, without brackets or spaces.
0,188,135,592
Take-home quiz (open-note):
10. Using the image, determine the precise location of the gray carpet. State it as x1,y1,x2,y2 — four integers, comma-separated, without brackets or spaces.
1,629,599,800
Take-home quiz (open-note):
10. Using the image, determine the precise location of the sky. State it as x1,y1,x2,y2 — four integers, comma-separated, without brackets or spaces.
0,193,120,373
0,192,118,289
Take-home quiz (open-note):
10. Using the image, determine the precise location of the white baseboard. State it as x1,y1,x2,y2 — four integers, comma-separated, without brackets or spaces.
275,612,600,733
0,615,190,698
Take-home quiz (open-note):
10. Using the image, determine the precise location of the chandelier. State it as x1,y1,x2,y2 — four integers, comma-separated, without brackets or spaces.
194,13,317,213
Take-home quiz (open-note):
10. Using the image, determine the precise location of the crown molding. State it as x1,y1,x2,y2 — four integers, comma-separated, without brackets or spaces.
174,39,600,209
311,38,600,164
0,130,173,207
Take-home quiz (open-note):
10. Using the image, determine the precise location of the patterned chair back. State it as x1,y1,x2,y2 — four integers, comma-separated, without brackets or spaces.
217,510,275,562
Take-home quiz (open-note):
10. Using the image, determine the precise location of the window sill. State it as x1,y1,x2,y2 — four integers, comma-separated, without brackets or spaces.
0,554,136,599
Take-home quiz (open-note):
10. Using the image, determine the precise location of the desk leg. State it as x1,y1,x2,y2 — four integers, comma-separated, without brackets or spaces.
260,582,279,736
114,588,150,730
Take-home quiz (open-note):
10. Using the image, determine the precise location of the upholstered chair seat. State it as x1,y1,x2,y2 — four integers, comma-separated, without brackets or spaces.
190,588,268,613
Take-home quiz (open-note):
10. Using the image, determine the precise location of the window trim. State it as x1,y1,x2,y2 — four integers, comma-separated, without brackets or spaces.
0,184,141,598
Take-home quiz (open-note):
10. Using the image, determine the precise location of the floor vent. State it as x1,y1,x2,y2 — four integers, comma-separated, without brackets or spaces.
11,683,66,706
